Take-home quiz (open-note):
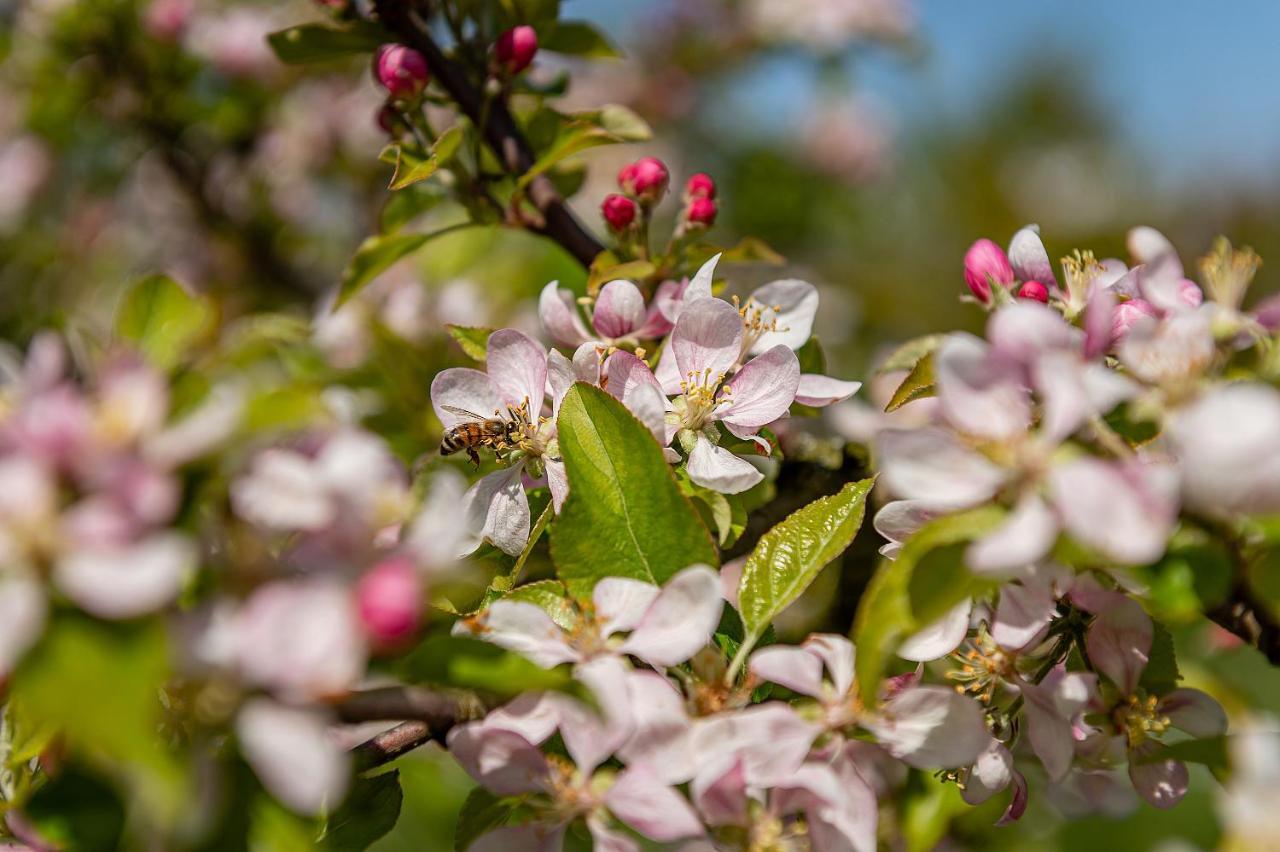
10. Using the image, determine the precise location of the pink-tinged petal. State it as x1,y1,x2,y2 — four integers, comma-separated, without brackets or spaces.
749,645,825,698
1118,309,1215,385
230,449,331,531
686,436,763,494
55,532,195,619
986,302,1080,367
1049,458,1174,566
866,686,988,768
1081,362,1139,415
806,634,857,700
1168,383,1280,517
1086,596,1152,695
1021,667,1098,781
1160,688,1228,738
620,565,724,666
557,655,633,773
692,704,819,786
470,825,566,852
935,334,1030,441
1083,286,1115,360
748,279,819,354
480,692,563,745
1047,769,1139,819
874,500,950,548
636,279,679,339
960,739,1013,805
546,350,577,417
653,341,682,396
996,770,1029,826
805,750,878,852
682,253,720,308
671,298,743,382
966,494,1059,577
898,599,972,662
593,280,648,339
539,281,590,347
878,428,1006,506
603,351,669,442
720,556,745,608
544,458,569,513
1128,743,1189,809
446,722,550,795
0,572,45,676
795,374,862,407
461,466,530,557
992,579,1058,652
691,756,748,826
585,816,639,852
1127,226,1183,277
605,766,705,841
486,329,547,411
236,700,349,815
625,382,669,444
431,367,501,427
720,345,800,429
572,341,605,384
616,671,697,783
465,600,578,668
1008,225,1057,286
593,578,661,637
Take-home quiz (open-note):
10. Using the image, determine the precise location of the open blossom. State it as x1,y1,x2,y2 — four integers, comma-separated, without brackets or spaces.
540,277,678,348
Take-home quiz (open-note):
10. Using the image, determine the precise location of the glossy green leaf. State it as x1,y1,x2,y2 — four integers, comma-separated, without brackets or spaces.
738,479,874,638
517,106,651,191
504,580,579,631
877,334,944,374
885,350,936,412
116,275,214,370
385,127,465,191
551,384,717,596
542,21,621,58
396,635,572,698
320,770,403,850
445,324,493,363
267,22,387,65
853,506,1005,702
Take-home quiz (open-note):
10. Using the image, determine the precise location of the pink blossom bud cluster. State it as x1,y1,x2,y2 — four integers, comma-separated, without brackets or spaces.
602,156,719,235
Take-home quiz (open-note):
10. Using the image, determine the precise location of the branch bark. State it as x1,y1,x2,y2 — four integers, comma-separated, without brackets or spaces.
341,686,487,770
1207,582,1280,665
372,0,606,267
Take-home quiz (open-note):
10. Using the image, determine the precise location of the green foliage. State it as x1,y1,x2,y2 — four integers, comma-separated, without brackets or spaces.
454,788,534,852
517,106,651,191
116,275,215,370
1247,545,1280,620
23,766,126,852
445,324,493,363
321,770,404,850
885,350,936,412
877,334,944,374
397,635,574,698
267,22,390,65
338,233,434,308
384,126,465,190
1141,533,1233,622
503,580,579,630
738,478,873,639
541,21,621,58
852,506,1005,702
552,384,718,595
677,470,748,547
1139,619,1182,695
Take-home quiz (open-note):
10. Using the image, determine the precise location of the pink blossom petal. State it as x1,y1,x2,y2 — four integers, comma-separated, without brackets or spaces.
466,601,578,668
804,749,878,852
586,816,639,852
539,281,590,347
1117,310,1214,385
1021,668,1098,781
653,340,682,396
55,532,195,619
682,253,719,308
545,458,569,513
557,656,633,773
992,579,1058,652
691,757,748,826
795,374,862,407
1008,225,1057,286
671,298,743,384
1128,742,1189,809
749,645,825,698
636,279,679,338
878,428,1006,506
605,766,705,841
546,350,577,417
446,723,550,796
686,436,763,494
866,686,988,768
720,345,800,429
806,634,857,700
966,494,1059,577
592,578,661,637
471,825,566,852
748,279,819,354
479,692,563,745
486,329,547,412
0,573,45,676
1168,383,1280,517
960,739,1013,805
897,599,972,662
603,351,669,441
986,302,1080,367
1159,688,1228,738
461,466,530,557
692,704,819,786
1049,458,1174,566
431,367,501,426
996,770,1029,826
1083,286,1115,359
236,700,349,815
593,280,648,339
1085,596,1152,695
616,672,697,783
874,500,950,548
619,565,724,667
935,334,1031,441
1127,226,1183,277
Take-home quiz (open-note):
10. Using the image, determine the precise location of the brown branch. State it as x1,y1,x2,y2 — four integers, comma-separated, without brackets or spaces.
341,686,488,770
372,0,606,267
1207,581,1280,665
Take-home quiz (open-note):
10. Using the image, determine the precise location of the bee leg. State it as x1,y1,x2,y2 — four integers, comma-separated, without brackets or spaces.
467,448,480,467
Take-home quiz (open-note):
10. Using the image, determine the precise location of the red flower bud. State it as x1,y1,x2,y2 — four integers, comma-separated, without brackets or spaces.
356,556,423,650
495,25,538,75
685,196,718,227
685,172,716,200
963,238,1015,303
602,194,637,231
619,156,669,203
374,44,430,99
1016,280,1049,302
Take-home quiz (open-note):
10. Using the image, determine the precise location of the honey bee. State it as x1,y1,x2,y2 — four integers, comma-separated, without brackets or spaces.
439,405,523,465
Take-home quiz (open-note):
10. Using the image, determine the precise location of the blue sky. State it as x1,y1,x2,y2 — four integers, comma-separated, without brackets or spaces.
578,0,1280,187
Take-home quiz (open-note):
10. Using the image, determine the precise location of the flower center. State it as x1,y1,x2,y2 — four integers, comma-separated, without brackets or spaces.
947,630,1017,704
1060,249,1103,316
733,295,785,362
1200,236,1259,310
679,369,728,430
1116,693,1170,748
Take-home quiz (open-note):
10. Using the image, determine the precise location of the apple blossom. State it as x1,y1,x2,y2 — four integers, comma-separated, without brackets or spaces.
600,193,636,231
494,25,538,75
618,156,669,203
963,238,1015,304
374,44,430,98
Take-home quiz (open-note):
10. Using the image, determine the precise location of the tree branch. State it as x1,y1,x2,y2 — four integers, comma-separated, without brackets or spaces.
372,0,606,267
1207,581,1280,665
341,686,487,770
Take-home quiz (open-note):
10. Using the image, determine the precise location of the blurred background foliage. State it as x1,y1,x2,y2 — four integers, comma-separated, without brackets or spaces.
1,0,1278,849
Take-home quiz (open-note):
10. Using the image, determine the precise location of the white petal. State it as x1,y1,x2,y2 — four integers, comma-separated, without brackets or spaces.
867,686,988,769
461,466,530,557
749,646,825,698
619,565,724,667
897,599,972,662
748,279,819,354
0,572,45,675
237,699,349,815
466,601,577,668
935,334,1031,441
795,374,862,407
592,578,661,637
486,329,548,412
686,436,763,494
538,280,590,347
992,579,1058,652
55,532,195,619
878,427,1006,506
671,298,743,383
430,367,501,427
965,494,1059,577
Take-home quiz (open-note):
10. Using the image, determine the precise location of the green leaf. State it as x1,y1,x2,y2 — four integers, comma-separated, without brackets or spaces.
885,351,936,412
738,479,874,638
1136,736,1229,773
795,337,827,374
338,233,430,307
504,580,579,631
396,636,573,698
267,22,387,65
115,275,214,370
1139,619,1182,695
717,236,786,266
384,127,466,191
587,257,656,294
455,788,534,852
24,766,126,852
877,334,944,374
1247,546,1280,621
320,770,403,850
517,106,651,191
907,542,998,628
445,325,493,363
542,21,621,58
852,506,1005,702
551,384,717,596
243,386,326,432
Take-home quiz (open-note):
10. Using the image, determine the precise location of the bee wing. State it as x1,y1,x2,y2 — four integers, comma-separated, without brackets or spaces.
441,404,490,422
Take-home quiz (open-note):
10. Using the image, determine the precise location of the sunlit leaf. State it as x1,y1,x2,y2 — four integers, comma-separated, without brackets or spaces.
267,22,388,65
116,275,215,370
877,334,944,374
446,324,493,363
542,21,622,58
885,351,936,412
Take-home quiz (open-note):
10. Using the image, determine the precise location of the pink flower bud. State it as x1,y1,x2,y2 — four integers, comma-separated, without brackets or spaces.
356,556,423,649
685,172,716,200
1178,278,1203,307
619,156,669,203
684,196,717,227
601,194,637,231
963,238,1015,303
143,0,194,41
1112,298,1159,342
1016,280,1049,303
374,44,430,99
494,25,538,75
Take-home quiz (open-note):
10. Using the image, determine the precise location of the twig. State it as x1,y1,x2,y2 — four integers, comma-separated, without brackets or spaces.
341,686,488,770
1207,580,1280,665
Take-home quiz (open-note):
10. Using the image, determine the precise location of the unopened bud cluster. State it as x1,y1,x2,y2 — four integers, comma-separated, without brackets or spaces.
602,157,718,234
